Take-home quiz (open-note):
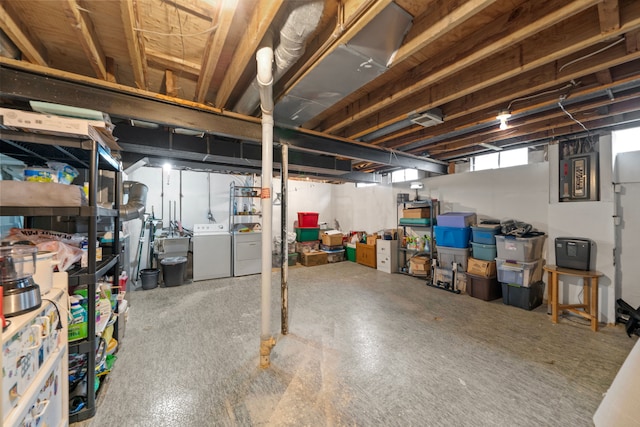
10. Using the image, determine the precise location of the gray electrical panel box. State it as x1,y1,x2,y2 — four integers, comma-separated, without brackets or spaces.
559,152,599,202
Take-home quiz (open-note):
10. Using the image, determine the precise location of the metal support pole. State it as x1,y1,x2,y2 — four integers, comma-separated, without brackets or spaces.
281,144,289,335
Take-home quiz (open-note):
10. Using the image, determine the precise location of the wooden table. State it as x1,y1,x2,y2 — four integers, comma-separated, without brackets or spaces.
543,265,603,332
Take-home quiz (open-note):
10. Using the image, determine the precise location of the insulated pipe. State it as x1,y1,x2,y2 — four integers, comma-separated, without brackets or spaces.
234,0,324,115
120,181,148,221
281,144,289,335
257,38,276,368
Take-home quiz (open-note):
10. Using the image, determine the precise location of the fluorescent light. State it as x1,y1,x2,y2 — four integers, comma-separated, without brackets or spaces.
173,128,205,137
479,143,503,151
410,181,423,189
130,119,159,129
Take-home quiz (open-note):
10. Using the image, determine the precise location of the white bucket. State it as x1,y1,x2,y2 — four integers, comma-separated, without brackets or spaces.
34,251,58,296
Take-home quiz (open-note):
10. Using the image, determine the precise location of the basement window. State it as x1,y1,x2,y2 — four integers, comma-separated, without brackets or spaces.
471,147,528,171
391,168,420,183
612,127,640,162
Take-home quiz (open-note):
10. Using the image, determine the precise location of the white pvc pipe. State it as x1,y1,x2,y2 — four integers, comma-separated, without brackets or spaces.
257,39,275,367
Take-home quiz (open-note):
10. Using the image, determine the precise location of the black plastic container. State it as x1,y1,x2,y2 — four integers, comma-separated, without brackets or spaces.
501,281,544,310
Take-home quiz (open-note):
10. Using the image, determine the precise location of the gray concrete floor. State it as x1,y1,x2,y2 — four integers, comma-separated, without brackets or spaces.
76,262,637,426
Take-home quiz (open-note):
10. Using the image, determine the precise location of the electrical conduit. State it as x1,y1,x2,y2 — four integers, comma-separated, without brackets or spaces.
257,35,276,368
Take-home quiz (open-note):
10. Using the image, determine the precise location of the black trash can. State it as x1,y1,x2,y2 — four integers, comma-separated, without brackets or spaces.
160,256,187,287
140,268,160,290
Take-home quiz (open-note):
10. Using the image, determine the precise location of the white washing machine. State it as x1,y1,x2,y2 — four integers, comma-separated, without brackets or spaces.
192,223,231,281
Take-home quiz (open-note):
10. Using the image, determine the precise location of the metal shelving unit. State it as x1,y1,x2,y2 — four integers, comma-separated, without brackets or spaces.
397,198,439,278
0,125,121,423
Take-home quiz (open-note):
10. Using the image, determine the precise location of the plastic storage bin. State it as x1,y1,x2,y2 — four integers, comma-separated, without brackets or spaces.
436,246,471,271
324,249,345,263
471,225,501,244
501,281,544,310
295,227,320,241
495,234,546,262
470,242,497,261
434,226,471,248
297,212,319,228
466,274,502,301
496,258,544,287
437,212,477,227
346,244,356,262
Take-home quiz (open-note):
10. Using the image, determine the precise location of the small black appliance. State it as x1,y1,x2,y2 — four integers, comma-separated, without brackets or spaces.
555,237,596,271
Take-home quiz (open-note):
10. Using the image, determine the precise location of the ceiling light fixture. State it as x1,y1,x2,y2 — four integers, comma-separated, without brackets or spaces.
496,109,511,130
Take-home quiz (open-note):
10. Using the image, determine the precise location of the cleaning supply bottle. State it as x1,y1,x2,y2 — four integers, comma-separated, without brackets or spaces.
69,296,88,341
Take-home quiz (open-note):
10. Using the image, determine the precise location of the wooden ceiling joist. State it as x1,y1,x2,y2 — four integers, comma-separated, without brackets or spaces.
391,0,497,66
147,49,201,77
61,0,107,80
120,0,148,90
214,0,285,108
317,0,602,135
337,1,640,139
195,0,238,103
0,2,48,65
598,0,620,33
426,94,640,155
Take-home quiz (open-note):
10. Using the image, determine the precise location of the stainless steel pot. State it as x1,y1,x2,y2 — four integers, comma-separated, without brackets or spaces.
3,284,42,317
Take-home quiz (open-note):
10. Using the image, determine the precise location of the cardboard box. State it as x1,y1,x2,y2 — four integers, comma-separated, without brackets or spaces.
321,231,344,246
467,257,497,277
366,233,379,245
300,250,328,266
410,256,430,275
403,207,431,218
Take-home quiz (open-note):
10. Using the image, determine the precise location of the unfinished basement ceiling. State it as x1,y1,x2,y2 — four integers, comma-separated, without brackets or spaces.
1,0,640,176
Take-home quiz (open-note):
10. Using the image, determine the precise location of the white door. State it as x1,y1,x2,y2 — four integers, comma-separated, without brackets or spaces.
614,150,640,308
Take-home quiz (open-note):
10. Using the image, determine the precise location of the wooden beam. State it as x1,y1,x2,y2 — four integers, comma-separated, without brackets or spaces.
120,0,148,90
598,0,620,33
391,0,497,66
214,0,286,108
626,28,640,52
337,1,640,139
373,62,640,152
147,49,201,77
424,93,640,154
596,69,613,85
106,56,117,83
165,70,178,97
435,108,640,160
0,2,48,65
318,0,601,134
195,0,238,103
61,0,107,80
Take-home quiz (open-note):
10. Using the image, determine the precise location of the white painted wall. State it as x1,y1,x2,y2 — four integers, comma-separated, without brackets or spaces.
271,178,334,235
332,182,395,233
423,162,549,232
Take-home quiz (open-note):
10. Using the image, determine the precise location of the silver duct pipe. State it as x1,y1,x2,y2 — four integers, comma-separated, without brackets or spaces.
234,0,324,115
258,35,276,369
120,181,148,221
